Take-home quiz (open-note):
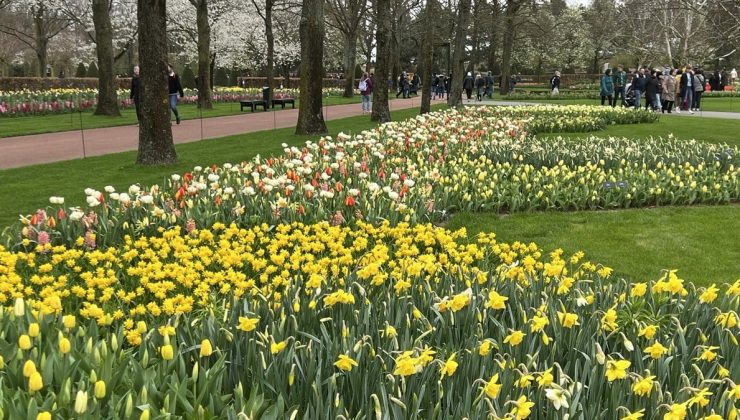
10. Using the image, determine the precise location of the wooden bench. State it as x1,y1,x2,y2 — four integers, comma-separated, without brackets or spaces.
271,98,296,109
240,100,268,112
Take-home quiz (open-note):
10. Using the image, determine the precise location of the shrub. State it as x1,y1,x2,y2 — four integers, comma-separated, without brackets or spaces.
215,67,229,87
74,63,87,78
87,61,98,78
181,65,196,89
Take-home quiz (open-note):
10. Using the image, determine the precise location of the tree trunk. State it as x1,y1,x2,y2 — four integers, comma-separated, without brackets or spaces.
448,0,471,107
192,0,212,109
265,0,274,105
136,0,177,165
92,0,121,116
295,0,327,135
342,30,358,98
499,0,519,95
487,0,499,72
364,16,374,72
209,52,216,89
419,0,435,114
33,9,47,77
371,0,391,123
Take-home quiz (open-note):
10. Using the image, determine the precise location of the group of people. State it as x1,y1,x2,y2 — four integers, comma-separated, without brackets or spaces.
463,72,495,101
395,72,421,99
129,63,185,125
596,65,736,113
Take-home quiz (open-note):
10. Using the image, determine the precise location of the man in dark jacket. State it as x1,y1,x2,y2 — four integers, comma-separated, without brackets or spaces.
612,64,627,106
631,68,647,109
463,72,474,100
679,65,695,114
130,65,141,122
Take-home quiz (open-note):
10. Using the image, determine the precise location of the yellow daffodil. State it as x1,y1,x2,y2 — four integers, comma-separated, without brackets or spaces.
440,353,458,378
270,340,287,355
605,359,630,381
484,373,501,398
504,330,525,346
632,375,656,397
620,409,645,420
644,342,669,359
510,395,535,419
200,339,213,357
334,354,358,372
238,317,259,332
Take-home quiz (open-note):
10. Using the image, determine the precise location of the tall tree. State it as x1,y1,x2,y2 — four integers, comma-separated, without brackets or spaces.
191,0,213,109
0,1,71,76
448,0,471,107
327,0,368,98
137,0,177,165
499,0,522,94
295,0,327,135
251,0,275,106
371,0,391,122
418,0,435,114
91,0,120,116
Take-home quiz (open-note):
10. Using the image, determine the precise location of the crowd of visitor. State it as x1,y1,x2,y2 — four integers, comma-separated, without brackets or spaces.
597,65,736,114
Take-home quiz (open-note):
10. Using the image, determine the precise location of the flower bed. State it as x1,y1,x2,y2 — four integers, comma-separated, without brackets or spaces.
0,87,344,117
1,105,738,417
6,106,737,250
1,222,738,418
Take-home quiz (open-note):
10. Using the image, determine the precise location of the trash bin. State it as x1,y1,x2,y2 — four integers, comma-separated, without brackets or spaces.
262,86,271,109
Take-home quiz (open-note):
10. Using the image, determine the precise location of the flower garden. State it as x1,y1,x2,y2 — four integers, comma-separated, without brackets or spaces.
1,105,739,418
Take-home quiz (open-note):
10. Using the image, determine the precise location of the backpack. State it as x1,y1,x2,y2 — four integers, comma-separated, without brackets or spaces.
358,80,367,91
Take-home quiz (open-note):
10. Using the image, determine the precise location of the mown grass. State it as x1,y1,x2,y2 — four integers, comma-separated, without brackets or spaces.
0,105,442,229
446,206,740,287
0,96,361,138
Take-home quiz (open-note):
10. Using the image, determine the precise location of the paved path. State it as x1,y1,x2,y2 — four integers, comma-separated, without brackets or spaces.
472,99,740,120
0,97,439,169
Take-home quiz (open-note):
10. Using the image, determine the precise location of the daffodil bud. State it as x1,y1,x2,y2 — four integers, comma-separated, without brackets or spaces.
124,393,133,418
111,334,118,352
28,323,40,338
85,337,93,354
163,395,170,413
74,390,88,414
62,378,71,404
140,408,150,420
89,370,97,383
142,349,149,367
14,298,25,317
595,343,605,365
192,361,199,382
94,347,101,365
94,380,106,399
140,386,148,404
99,340,108,358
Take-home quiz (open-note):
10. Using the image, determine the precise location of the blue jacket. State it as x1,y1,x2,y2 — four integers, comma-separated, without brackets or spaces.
600,75,614,95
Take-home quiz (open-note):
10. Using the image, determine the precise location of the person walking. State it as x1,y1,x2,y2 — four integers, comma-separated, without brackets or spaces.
661,68,676,113
130,65,141,123
600,68,614,106
631,69,646,109
167,64,184,124
475,73,485,101
463,72,474,101
680,65,695,114
358,72,372,114
550,70,561,96
692,69,705,111
612,64,627,106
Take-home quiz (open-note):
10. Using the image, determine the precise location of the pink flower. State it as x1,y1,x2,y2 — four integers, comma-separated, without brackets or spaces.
37,231,50,246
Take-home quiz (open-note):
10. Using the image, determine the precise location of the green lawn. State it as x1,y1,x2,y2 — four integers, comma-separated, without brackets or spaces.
446,206,740,287
545,115,740,146
0,105,441,229
0,96,361,138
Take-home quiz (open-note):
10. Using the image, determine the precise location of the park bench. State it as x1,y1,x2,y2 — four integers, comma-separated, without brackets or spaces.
240,100,268,112
271,98,295,109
